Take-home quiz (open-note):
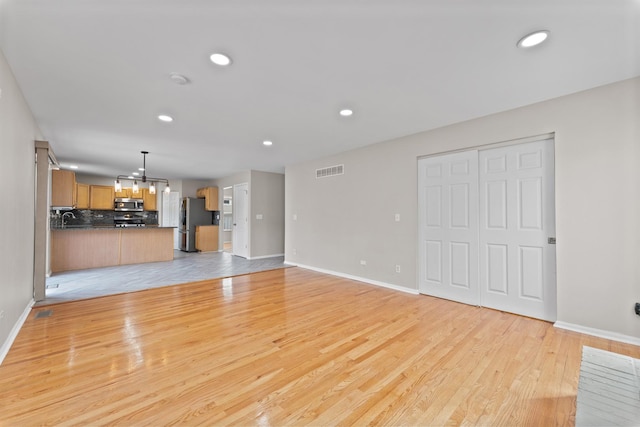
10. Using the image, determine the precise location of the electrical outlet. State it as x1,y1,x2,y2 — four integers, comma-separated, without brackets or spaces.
395,265,401,273
360,260,367,266
293,248,297,255
635,303,640,316
395,214,400,222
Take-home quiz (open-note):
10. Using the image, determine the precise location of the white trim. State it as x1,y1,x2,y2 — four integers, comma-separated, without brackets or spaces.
247,253,285,260
287,262,419,295
554,321,640,347
0,299,34,366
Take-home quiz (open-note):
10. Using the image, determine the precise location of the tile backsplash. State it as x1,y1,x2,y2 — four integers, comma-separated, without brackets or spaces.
50,209,158,229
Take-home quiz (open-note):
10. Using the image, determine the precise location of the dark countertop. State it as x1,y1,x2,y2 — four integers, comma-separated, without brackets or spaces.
52,226,176,231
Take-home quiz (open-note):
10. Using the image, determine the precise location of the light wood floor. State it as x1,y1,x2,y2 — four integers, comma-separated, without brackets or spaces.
2,268,639,425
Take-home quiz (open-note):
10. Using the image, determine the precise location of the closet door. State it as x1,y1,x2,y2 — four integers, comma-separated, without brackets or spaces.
418,150,480,305
478,139,556,321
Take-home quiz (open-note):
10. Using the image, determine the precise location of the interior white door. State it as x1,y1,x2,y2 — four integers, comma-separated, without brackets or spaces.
161,191,180,250
418,150,480,305
232,183,249,258
478,139,556,321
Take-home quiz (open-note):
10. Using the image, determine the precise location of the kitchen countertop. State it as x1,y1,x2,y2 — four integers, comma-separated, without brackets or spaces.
52,226,176,231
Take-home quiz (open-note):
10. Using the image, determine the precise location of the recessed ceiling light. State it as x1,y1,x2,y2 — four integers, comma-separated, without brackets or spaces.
339,109,354,117
210,53,232,66
169,73,189,85
127,176,134,179
158,114,173,122
132,172,140,176
517,30,550,48
69,165,78,169
263,140,273,146
138,168,145,171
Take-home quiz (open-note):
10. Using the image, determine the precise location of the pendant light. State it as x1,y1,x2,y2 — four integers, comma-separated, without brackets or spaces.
114,151,170,195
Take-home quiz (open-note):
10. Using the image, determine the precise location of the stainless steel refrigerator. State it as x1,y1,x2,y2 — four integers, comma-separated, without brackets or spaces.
179,197,211,252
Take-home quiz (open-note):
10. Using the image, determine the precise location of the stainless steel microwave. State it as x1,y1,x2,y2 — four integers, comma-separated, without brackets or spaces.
114,198,144,212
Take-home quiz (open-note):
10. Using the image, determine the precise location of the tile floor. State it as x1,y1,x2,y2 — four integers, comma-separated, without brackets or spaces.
40,250,288,306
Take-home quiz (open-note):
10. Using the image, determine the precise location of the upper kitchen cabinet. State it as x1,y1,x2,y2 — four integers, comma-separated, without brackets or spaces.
76,183,90,209
51,170,77,208
89,185,115,210
141,188,157,211
115,187,132,199
196,187,219,211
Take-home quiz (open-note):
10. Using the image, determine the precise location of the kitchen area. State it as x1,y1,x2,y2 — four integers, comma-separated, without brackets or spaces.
49,169,221,273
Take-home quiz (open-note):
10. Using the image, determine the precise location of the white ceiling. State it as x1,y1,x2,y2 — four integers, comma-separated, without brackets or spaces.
1,0,638,180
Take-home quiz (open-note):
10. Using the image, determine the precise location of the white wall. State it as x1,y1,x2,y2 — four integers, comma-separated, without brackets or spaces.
0,48,43,357
285,77,640,340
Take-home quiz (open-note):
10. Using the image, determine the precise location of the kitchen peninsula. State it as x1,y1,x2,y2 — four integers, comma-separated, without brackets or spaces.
51,227,174,273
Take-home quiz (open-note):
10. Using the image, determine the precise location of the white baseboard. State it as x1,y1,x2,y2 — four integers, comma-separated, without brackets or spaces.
286,262,419,295
248,253,285,260
554,321,640,347
0,299,34,366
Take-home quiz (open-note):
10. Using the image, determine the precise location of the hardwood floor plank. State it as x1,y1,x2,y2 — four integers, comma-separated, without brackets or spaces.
2,267,640,425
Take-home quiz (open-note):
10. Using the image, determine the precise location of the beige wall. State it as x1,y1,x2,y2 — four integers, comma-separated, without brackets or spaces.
285,77,640,340
0,48,43,354
213,170,284,258
250,171,285,258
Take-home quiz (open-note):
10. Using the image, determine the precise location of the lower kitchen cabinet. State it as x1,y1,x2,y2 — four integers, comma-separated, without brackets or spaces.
195,225,218,252
51,228,174,272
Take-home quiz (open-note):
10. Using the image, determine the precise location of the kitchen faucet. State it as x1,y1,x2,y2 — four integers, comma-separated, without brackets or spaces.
61,211,76,228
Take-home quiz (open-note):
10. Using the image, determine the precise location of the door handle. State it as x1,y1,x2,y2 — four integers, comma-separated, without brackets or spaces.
548,237,556,244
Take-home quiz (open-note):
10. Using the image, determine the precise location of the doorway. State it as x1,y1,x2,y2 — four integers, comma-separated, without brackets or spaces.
222,187,233,253
418,138,556,321
232,183,249,258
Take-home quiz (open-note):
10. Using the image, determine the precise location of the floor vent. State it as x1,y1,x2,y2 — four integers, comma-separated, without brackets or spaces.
46,283,59,289
316,164,344,179
35,310,53,319
576,346,640,425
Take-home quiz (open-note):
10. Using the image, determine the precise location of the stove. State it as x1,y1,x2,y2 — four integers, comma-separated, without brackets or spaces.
114,214,146,228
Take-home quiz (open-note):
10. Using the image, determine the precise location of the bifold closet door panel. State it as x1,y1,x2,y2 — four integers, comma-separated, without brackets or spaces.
418,150,480,306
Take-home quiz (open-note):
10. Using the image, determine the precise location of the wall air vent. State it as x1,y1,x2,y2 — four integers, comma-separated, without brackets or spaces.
316,164,344,179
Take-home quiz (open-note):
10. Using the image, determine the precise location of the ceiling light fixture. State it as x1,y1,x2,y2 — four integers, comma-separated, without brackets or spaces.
158,114,173,122
115,151,171,195
263,140,273,146
69,165,79,169
210,53,232,66
517,30,550,48
169,73,189,85
339,109,354,117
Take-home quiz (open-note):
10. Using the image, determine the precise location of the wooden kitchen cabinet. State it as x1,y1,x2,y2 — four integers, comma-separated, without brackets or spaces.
89,185,115,210
76,183,90,209
51,170,77,208
141,188,157,211
115,187,132,198
196,186,219,211
195,225,219,252
51,228,174,272
115,187,156,210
